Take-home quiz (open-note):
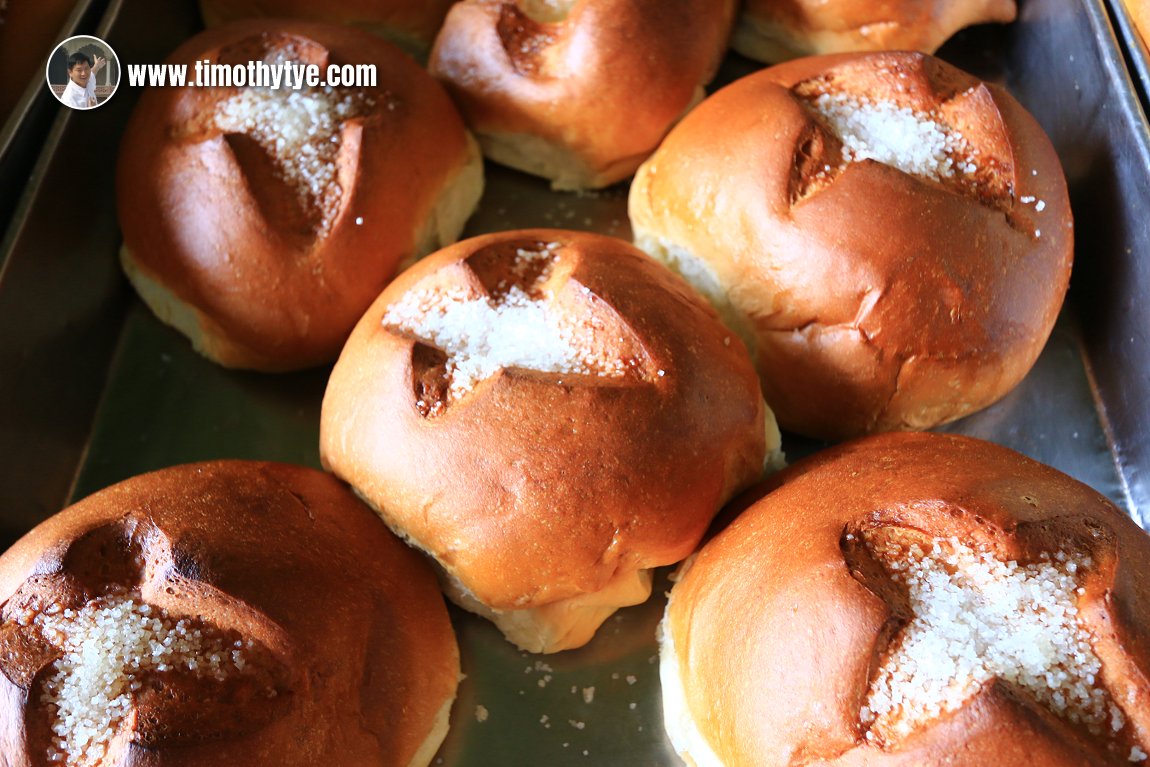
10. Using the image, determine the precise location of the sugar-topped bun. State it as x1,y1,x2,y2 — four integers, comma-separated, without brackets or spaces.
0,461,459,767
320,229,779,653
732,0,1017,63
199,0,458,55
117,20,483,372
428,0,738,190
629,51,1072,440
661,432,1150,767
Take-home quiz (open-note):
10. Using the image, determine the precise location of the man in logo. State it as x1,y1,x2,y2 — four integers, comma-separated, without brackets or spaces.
60,51,105,109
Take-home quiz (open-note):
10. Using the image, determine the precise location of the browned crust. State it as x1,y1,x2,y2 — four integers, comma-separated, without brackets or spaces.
428,0,738,188
198,0,457,50
0,461,459,766
319,228,769,611
116,20,478,371
629,51,1073,440
665,432,1150,766
734,0,1018,62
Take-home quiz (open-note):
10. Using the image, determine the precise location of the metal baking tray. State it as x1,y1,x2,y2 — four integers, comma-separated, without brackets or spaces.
1107,0,1150,106
1,0,1148,763
0,0,105,234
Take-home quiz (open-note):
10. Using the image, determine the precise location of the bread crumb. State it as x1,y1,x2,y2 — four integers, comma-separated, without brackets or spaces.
582,686,595,703
475,705,489,723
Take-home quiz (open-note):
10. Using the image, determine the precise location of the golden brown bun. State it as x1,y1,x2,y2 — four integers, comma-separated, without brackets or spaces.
117,20,483,372
732,0,1017,63
0,0,75,117
428,0,738,190
629,51,1073,440
0,461,459,766
662,432,1150,767
199,0,457,55
320,228,777,652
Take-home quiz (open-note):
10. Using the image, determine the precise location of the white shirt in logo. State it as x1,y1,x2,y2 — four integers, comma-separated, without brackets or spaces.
61,76,96,109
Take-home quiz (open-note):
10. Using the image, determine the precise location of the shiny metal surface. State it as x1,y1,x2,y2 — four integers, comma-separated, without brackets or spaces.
1108,0,1150,106
1003,0,1150,525
0,0,1146,764
0,0,104,235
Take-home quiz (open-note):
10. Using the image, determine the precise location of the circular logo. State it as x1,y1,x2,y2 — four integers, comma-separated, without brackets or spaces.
47,35,121,110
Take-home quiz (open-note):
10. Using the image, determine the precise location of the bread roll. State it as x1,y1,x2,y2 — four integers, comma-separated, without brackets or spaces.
320,228,779,653
732,0,1017,63
629,51,1073,440
429,0,738,190
117,20,483,372
199,0,457,56
662,432,1150,766
0,461,459,766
